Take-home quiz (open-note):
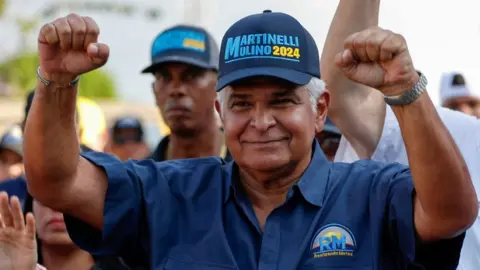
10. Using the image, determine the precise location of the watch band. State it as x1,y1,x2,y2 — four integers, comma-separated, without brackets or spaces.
383,71,428,106
36,66,80,88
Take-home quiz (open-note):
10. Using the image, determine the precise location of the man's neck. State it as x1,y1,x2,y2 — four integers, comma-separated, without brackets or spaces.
168,120,223,160
41,244,94,270
239,157,312,229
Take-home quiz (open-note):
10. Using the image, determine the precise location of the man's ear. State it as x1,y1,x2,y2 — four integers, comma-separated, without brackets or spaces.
314,90,330,134
215,100,222,120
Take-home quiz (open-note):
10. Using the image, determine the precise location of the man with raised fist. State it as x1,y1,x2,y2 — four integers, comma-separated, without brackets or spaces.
23,11,476,269
322,1,480,269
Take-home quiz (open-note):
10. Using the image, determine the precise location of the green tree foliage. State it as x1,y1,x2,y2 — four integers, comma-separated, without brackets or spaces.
0,0,5,17
0,52,117,99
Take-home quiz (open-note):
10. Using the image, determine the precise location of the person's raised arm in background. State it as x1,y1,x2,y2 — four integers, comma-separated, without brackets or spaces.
23,14,110,230
321,0,385,158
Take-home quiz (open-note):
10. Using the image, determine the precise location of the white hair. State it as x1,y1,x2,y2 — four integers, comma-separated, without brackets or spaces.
216,77,326,117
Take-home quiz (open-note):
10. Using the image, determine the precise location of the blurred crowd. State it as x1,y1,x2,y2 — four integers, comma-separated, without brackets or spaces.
0,1,479,270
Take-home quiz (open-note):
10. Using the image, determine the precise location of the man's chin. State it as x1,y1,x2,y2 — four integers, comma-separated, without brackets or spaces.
240,156,290,173
42,234,74,246
169,125,197,137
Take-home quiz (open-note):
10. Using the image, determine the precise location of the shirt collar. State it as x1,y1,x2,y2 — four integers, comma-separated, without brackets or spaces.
296,140,331,207
223,140,331,207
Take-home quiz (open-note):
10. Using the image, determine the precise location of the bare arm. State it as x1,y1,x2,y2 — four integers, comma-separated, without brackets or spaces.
24,82,107,230
24,14,110,230
321,0,385,158
392,91,478,240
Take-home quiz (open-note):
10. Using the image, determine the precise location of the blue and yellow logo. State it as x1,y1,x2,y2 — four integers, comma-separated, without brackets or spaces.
152,29,206,56
310,224,356,258
224,33,301,63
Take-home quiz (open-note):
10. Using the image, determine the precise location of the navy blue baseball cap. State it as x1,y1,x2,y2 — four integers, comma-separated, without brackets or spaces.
216,10,321,91
113,116,143,132
323,117,341,136
142,25,219,73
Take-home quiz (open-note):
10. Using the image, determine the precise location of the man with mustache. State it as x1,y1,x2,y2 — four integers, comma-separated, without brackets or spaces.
22,11,477,269
142,25,230,161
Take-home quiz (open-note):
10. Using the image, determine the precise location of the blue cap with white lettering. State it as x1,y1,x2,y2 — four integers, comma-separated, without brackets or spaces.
142,25,219,73
216,10,320,91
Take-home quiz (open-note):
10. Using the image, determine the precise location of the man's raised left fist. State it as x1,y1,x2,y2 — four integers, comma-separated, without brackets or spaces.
335,27,419,96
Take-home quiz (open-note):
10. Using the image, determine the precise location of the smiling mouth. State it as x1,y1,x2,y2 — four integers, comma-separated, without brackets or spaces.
244,138,287,144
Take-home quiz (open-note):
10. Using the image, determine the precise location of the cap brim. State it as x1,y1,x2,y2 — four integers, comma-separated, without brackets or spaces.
0,144,23,157
141,55,216,74
323,125,341,135
216,67,313,92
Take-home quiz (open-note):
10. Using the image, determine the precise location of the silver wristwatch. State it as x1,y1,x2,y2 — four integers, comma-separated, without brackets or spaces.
383,71,428,106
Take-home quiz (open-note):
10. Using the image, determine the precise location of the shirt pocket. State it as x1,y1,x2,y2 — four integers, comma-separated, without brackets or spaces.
164,258,237,270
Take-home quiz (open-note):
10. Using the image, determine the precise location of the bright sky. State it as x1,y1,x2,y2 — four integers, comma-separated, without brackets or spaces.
1,0,480,105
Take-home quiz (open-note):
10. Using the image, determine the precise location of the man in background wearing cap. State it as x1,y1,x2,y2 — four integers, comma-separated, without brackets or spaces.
321,1,480,269
104,116,150,161
24,12,476,269
316,117,341,161
0,125,24,182
440,72,480,119
142,25,230,161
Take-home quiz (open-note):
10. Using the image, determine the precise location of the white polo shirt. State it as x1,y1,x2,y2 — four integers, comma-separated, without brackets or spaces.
334,106,480,270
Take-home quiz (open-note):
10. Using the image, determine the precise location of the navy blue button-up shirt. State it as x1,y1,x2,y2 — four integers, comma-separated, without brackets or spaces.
64,142,461,269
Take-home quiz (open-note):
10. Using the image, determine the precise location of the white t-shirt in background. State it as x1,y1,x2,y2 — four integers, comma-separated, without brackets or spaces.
334,106,480,270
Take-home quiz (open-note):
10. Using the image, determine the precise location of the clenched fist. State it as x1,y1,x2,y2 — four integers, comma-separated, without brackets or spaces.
335,27,419,96
38,14,109,85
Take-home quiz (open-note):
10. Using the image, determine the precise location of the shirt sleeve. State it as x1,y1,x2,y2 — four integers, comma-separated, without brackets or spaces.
373,163,465,267
372,164,416,262
64,151,175,262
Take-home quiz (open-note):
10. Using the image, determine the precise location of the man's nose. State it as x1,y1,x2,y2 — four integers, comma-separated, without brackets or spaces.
249,106,276,132
168,80,187,97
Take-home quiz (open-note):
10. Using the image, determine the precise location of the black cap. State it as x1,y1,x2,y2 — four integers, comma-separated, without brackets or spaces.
323,117,341,136
113,116,143,133
142,25,219,73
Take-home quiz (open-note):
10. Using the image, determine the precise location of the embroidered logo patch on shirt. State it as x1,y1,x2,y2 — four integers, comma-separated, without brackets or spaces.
311,223,356,258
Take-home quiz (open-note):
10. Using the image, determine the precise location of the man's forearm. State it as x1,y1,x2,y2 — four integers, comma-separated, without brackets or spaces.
321,0,385,158
392,92,478,239
23,80,80,202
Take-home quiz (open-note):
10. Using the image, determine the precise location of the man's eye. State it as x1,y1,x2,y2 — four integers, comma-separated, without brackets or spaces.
184,71,203,82
184,73,196,82
232,102,251,108
155,75,169,84
272,99,294,105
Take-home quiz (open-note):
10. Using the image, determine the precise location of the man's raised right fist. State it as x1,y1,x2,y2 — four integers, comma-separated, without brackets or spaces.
37,14,110,85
